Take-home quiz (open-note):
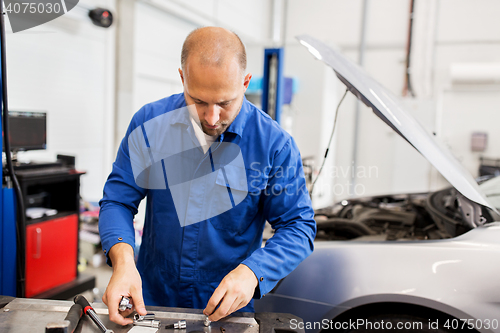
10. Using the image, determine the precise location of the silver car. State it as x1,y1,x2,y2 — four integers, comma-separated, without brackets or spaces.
255,35,500,333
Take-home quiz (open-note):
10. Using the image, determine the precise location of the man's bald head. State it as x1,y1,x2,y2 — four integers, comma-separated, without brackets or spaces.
181,27,247,74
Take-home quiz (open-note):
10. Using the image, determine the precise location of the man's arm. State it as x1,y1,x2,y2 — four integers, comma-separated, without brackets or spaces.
243,137,316,297
102,243,147,325
203,264,257,321
99,108,149,324
204,137,316,320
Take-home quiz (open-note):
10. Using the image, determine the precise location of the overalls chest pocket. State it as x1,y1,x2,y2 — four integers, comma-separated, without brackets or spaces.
208,166,268,234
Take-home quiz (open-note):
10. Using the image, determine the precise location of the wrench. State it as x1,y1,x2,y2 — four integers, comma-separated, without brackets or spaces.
74,295,114,333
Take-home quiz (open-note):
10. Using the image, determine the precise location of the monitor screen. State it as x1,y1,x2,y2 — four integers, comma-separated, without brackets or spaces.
7,111,47,151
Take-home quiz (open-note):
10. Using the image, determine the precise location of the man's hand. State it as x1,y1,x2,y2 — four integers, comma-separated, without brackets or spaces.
102,243,147,325
203,264,258,321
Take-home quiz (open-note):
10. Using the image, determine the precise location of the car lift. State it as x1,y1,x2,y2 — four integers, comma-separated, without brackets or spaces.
0,18,18,297
261,48,284,124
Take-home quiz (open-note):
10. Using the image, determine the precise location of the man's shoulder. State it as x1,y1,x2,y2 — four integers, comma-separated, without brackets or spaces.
243,99,292,147
134,93,185,122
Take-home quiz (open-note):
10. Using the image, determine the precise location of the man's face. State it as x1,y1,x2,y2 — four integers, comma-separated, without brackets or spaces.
179,58,252,136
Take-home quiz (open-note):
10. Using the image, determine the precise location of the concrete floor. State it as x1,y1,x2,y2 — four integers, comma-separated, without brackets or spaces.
75,264,113,303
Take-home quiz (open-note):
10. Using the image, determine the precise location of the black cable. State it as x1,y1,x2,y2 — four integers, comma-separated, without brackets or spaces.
310,88,349,197
0,4,26,297
405,0,416,97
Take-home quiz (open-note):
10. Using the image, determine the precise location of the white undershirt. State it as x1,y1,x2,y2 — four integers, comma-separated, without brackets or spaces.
191,117,217,154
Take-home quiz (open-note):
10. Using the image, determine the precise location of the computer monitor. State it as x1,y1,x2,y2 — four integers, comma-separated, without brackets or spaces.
7,111,47,151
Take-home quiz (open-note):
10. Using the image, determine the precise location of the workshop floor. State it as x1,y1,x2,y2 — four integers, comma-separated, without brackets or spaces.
76,264,113,304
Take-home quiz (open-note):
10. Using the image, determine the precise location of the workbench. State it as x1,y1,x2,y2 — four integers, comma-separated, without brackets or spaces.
0,296,305,333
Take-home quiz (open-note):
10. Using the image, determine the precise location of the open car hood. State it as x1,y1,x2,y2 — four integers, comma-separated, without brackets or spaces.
297,34,496,213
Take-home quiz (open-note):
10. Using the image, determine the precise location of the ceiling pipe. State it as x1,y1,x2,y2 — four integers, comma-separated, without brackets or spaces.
350,0,370,196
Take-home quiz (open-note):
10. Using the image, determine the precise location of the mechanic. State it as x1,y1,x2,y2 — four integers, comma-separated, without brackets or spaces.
98,26,316,326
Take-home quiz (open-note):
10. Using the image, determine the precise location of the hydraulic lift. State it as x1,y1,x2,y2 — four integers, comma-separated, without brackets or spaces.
261,48,284,125
0,4,18,298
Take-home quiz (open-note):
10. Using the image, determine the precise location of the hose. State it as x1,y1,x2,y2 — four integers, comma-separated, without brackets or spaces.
0,2,26,297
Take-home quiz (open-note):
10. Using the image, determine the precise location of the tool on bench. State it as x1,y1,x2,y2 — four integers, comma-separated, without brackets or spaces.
74,295,114,333
164,320,187,329
134,313,156,321
119,296,133,312
45,303,83,333
133,311,161,328
133,319,161,328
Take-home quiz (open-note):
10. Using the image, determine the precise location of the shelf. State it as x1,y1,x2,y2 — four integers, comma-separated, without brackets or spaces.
25,210,77,225
31,273,96,300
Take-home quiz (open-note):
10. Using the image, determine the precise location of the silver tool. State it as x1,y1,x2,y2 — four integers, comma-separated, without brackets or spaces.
74,295,114,333
133,319,161,328
204,315,211,327
164,320,187,329
133,313,156,321
118,296,133,311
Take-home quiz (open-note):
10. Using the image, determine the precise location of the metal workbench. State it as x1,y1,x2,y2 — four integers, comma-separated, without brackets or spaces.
0,296,304,333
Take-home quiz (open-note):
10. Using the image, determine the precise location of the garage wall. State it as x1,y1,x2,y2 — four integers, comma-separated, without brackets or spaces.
429,0,500,190
10,0,498,208
5,0,116,202
126,0,272,222
5,0,272,203
284,0,412,206
284,0,500,207
122,0,272,141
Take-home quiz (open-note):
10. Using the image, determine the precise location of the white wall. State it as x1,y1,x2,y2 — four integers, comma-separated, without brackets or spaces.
127,0,272,223
130,0,272,120
429,0,500,189
12,0,499,209
285,0,413,204
6,0,272,204
284,0,500,207
5,0,116,202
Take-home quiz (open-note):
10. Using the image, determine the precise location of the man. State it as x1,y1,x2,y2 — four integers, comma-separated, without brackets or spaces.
99,26,316,325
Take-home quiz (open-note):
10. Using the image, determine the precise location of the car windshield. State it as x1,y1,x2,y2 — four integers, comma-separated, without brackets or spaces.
478,176,500,210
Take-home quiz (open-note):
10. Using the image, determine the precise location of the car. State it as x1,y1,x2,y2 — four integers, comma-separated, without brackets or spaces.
254,35,500,333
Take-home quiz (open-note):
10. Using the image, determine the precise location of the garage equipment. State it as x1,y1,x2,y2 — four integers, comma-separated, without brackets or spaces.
118,296,132,312
133,318,160,328
133,313,156,321
74,295,113,333
0,296,305,332
164,320,186,329
0,0,23,299
133,312,163,329
45,303,83,333
262,48,284,124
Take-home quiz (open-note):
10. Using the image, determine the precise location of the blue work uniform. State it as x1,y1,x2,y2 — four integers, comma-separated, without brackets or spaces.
99,93,316,312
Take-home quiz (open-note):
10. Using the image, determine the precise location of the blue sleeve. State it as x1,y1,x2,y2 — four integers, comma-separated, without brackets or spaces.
242,137,316,298
99,110,148,266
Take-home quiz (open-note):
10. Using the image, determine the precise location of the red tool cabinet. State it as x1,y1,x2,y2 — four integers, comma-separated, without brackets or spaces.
15,166,95,298
25,214,78,297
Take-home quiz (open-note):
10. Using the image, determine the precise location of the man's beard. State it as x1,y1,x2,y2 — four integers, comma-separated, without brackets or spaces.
201,103,242,136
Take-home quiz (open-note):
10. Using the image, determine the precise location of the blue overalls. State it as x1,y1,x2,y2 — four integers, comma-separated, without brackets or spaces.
99,93,316,311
